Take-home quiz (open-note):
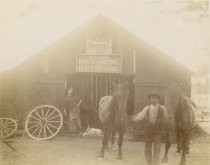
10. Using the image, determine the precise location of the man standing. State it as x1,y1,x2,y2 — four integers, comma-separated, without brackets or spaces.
65,87,82,134
132,91,168,165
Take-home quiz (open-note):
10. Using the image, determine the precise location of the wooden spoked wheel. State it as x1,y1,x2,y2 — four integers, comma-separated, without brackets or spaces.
25,105,63,140
0,118,18,139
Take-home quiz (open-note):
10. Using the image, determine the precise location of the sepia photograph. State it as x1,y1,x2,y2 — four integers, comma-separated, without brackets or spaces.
0,0,209,165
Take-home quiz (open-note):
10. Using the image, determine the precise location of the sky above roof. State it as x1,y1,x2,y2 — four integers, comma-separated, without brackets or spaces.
0,0,209,72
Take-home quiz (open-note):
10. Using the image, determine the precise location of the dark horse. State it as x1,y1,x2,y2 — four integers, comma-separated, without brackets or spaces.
162,82,197,165
98,82,129,159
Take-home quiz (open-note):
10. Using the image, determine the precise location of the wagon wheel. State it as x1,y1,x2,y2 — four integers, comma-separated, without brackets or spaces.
0,118,18,139
25,105,63,140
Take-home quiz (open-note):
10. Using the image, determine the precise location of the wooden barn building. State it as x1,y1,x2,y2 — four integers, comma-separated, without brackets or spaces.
0,15,191,130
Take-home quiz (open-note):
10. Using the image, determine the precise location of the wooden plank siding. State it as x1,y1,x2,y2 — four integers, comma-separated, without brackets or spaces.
0,15,191,129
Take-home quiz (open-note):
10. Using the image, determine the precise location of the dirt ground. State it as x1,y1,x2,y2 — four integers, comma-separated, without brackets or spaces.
1,134,210,165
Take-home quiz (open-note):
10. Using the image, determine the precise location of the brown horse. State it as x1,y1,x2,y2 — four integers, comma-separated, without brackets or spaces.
98,82,129,159
162,82,197,165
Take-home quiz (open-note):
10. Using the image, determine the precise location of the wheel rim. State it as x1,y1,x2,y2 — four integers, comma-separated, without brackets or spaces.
25,105,63,140
0,118,18,139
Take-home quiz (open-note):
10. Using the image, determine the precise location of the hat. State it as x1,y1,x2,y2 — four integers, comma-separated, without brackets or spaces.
148,91,160,99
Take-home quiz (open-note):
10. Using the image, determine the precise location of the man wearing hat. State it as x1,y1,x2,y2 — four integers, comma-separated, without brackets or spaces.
132,91,168,165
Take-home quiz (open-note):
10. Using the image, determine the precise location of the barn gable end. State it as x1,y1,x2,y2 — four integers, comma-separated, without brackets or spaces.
0,15,191,129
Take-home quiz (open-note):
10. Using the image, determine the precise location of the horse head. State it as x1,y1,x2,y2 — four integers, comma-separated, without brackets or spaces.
112,81,130,119
113,81,129,100
165,82,183,114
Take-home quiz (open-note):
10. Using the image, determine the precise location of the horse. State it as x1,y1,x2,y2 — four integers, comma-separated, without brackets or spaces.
98,82,129,159
98,95,116,150
162,82,197,165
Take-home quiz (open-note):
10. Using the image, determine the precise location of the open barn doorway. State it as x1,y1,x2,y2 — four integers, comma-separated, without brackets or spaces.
65,73,134,129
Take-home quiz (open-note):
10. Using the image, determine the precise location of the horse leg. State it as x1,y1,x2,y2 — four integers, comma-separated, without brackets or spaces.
180,131,190,165
105,133,111,150
185,132,191,155
110,130,116,150
162,134,171,163
99,129,111,158
176,129,182,154
117,128,125,160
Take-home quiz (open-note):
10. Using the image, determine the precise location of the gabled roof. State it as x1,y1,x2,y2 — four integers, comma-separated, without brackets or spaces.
89,15,192,74
4,15,192,75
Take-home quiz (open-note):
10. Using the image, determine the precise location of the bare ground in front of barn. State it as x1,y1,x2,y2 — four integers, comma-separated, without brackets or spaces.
1,134,210,165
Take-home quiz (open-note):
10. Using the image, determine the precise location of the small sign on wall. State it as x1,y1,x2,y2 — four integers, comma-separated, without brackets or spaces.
86,38,112,55
76,55,122,73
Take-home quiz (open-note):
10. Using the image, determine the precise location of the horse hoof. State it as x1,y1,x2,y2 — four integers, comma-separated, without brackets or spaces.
176,150,181,156
98,155,104,159
180,163,186,165
185,152,190,157
98,153,104,159
98,157,104,161
161,158,168,163
179,160,186,165
109,146,117,151
117,156,123,160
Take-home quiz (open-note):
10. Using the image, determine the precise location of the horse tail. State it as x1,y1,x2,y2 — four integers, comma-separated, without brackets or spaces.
190,103,197,128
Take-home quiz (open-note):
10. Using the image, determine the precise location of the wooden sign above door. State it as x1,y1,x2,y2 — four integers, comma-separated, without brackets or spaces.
76,55,122,73
86,38,112,55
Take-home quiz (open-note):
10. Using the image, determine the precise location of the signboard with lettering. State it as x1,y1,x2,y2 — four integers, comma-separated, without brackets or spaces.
86,39,112,55
76,55,122,73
